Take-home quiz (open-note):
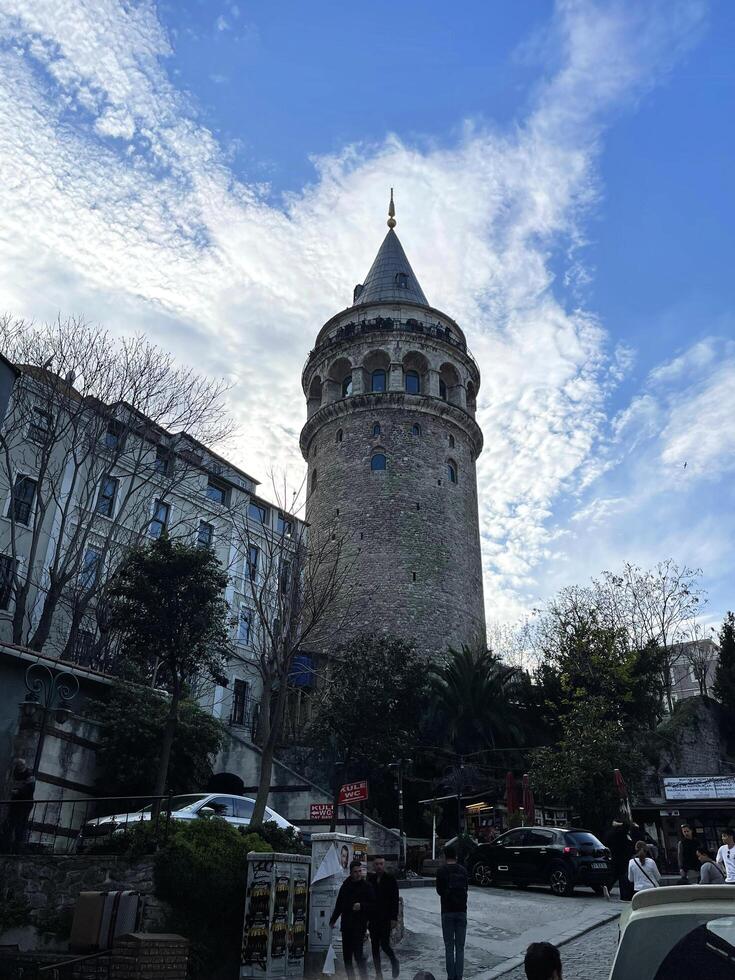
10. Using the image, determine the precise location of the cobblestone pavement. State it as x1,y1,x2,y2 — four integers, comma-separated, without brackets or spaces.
498,919,619,980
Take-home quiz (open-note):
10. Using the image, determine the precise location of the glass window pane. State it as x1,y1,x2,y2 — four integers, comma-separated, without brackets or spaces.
371,370,386,392
371,454,386,471
405,371,420,394
235,798,255,819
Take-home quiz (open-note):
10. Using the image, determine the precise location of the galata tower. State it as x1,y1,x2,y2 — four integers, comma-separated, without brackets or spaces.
300,194,485,655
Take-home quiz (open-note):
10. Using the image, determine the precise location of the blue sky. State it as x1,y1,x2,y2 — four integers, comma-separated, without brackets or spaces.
0,0,733,631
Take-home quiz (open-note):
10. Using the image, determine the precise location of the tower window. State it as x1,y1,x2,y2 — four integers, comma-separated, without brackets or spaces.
405,370,420,395
370,453,387,472
395,273,409,289
342,375,353,398
448,460,458,484
336,429,343,444
371,369,386,393
412,423,421,437
372,422,381,437
449,434,455,448
439,379,448,400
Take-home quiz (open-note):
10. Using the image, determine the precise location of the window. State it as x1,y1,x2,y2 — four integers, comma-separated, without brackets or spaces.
0,554,17,610
372,422,381,437
95,476,118,518
205,797,234,818
526,829,554,846
341,375,353,398
237,608,251,644
449,434,455,448
149,499,170,538
104,419,124,451
248,500,268,524
29,407,52,444
80,546,103,589
439,379,448,400
247,544,259,580
153,447,171,475
235,797,255,820
197,521,214,548
10,475,37,526
335,429,343,444
277,513,293,537
371,369,386,393
371,453,386,471
206,476,228,506
448,460,458,484
405,370,420,394
412,423,421,437
395,272,408,289
74,629,95,666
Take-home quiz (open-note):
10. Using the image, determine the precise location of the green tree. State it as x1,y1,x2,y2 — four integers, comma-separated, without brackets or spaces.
305,634,429,829
713,611,735,743
108,536,231,800
91,681,225,797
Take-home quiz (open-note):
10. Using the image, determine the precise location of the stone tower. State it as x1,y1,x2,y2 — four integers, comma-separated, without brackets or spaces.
300,196,485,656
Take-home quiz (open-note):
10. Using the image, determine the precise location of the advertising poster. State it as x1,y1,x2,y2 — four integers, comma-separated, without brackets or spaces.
242,856,274,977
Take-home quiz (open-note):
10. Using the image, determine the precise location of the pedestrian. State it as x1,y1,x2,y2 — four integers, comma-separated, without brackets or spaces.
628,841,660,894
523,942,562,980
716,829,735,884
630,822,659,862
368,856,400,979
696,846,726,884
606,820,635,901
677,823,701,884
329,859,375,979
435,844,468,980
6,758,35,853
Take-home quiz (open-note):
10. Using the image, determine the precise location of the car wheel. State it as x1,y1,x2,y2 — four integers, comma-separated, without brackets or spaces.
472,862,494,887
549,864,574,896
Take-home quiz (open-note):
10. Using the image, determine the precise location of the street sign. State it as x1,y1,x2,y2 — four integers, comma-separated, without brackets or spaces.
309,803,335,821
338,780,368,805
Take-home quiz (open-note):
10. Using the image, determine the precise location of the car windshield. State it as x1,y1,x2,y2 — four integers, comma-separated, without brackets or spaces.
612,915,735,979
139,795,209,814
566,832,604,848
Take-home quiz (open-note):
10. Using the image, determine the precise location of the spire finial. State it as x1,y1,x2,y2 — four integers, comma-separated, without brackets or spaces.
387,188,396,229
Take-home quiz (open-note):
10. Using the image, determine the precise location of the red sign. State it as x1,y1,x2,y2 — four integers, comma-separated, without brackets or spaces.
338,780,369,805
310,803,335,821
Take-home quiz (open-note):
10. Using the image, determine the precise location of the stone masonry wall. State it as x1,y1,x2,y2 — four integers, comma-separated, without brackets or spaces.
0,854,168,951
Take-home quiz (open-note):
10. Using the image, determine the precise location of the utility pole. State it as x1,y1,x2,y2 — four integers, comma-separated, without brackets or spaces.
389,759,411,874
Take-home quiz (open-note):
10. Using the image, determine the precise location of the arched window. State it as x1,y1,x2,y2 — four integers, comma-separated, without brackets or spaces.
372,422,381,437
371,453,386,472
447,460,458,484
448,434,455,448
342,375,353,398
335,429,343,444
405,370,420,395
371,369,386,392
311,468,318,492
412,423,421,437
439,379,448,400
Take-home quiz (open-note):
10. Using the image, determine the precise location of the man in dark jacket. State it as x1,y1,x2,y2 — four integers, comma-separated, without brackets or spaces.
606,820,635,900
435,845,468,980
368,856,400,979
330,860,375,979
677,823,701,883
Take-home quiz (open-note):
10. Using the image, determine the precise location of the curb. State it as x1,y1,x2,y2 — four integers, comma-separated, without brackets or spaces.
481,910,620,979
398,878,434,889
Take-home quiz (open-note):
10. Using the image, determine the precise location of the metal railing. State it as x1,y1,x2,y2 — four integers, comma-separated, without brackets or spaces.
0,795,174,855
0,951,111,980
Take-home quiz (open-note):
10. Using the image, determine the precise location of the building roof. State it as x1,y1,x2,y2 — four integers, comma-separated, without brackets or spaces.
353,228,429,308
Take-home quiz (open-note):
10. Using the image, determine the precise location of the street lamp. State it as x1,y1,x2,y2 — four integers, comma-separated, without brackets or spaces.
23,663,80,776
388,759,411,874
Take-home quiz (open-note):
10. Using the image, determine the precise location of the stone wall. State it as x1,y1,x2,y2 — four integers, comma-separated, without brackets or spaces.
0,854,168,951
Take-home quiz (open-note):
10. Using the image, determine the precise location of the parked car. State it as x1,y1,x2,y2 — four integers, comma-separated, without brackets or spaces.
468,826,612,896
77,793,299,850
610,884,735,979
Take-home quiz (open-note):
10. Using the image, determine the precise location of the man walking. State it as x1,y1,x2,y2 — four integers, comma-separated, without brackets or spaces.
716,828,735,883
435,845,468,980
330,859,374,979
368,856,400,979
606,820,634,900
677,823,701,884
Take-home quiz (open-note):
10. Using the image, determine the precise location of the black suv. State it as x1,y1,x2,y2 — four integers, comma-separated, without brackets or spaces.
468,827,612,896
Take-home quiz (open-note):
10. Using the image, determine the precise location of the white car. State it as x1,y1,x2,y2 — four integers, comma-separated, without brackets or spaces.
610,884,735,979
77,793,299,848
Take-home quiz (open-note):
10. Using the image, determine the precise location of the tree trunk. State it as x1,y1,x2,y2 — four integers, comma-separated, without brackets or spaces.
152,687,180,815
251,683,287,825
29,583,65,653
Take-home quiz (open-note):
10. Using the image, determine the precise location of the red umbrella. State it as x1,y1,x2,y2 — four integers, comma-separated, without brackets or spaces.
505,771,517,815
613,768,632,821
522,773,535,826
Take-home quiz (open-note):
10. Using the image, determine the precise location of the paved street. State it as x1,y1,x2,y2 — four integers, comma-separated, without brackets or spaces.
500,920,618,980
394,885,622,980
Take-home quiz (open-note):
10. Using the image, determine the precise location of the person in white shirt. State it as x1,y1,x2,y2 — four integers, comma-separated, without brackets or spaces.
716,828,735,883
628,841,661,894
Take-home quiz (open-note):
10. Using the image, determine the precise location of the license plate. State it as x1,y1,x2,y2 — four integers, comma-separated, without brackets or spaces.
591,862,607,869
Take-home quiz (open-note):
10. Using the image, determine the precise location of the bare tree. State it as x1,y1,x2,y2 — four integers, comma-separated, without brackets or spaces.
680,621,717,697
0,315,233,658
225,474,356,826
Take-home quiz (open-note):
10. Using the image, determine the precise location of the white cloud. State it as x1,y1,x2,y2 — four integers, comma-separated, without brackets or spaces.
215,15,229,33
0,0,716,627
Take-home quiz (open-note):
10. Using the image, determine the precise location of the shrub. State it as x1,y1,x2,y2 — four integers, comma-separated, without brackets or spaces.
0,893,31,934
248,820,309,856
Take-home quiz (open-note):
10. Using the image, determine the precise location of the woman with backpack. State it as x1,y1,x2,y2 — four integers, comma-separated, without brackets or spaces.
697,846,726,883
627,841,661,894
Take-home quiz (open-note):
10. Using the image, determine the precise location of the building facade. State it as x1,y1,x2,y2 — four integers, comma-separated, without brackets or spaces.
300,200,486,655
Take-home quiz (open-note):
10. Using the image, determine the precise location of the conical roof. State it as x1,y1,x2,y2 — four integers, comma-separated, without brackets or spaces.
353,228,429,308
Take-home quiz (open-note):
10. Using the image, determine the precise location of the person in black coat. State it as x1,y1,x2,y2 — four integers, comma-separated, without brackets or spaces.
606,821,635,901
330,860,375,979
368,856,400,978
